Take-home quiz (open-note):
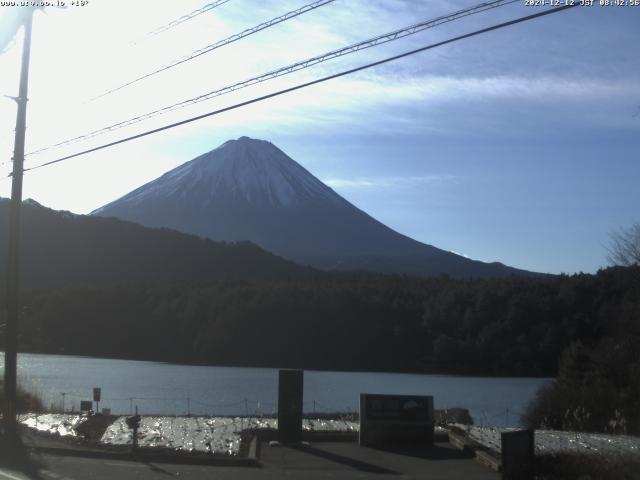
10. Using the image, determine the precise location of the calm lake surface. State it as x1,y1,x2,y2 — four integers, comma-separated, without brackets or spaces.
4,352,549,427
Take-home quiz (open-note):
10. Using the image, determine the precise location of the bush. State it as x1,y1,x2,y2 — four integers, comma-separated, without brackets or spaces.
522,339,640,435
0,381,44,413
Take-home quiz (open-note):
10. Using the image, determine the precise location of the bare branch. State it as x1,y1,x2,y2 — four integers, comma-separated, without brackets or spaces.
607,223,640,267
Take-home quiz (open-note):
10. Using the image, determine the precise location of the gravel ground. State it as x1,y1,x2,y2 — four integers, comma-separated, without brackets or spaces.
19,413,88,437
101,416,359,455
457,424,640,457
18,414,358,455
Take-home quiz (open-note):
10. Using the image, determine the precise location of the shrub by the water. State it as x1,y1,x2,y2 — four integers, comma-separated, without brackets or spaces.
523,266,640,435
0,381,44,413
523,337,640,435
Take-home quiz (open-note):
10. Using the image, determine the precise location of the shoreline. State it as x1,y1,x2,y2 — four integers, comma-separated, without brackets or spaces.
4,350,555,379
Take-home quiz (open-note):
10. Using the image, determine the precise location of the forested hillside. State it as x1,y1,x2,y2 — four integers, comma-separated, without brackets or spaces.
0,199,315,290
8,266,639,377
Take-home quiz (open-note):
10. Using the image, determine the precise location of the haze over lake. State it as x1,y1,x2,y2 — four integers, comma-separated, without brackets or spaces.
7,353,548,427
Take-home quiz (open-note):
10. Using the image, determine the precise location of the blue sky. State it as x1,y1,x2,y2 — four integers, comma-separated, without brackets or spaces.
0,0,638,274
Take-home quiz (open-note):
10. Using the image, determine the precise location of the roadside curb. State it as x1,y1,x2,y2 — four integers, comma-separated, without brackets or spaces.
446,426,502,472
27,444,261,467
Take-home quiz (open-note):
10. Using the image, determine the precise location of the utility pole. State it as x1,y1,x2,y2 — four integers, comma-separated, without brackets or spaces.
3,8,34,441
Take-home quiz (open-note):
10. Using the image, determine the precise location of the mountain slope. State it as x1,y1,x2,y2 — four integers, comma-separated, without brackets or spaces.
94,136,534,278
0,198,312,290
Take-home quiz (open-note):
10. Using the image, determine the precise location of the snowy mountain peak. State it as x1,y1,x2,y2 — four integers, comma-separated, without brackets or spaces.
92,137,531,277
97,137,339,213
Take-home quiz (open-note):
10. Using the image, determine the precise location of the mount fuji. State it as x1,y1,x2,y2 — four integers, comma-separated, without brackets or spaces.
93,136,532,278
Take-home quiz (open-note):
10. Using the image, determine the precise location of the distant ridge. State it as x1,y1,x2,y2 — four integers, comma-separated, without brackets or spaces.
0,198,312,290
93,136,537,278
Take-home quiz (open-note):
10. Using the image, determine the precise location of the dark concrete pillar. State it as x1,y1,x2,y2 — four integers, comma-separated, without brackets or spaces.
501,429,534,480
277,369,303,443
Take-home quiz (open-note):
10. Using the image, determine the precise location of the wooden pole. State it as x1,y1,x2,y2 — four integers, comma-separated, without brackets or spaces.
3,9,34,441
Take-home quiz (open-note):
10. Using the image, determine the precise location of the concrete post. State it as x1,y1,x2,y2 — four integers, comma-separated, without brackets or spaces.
501,429,534,480
277,369,303,443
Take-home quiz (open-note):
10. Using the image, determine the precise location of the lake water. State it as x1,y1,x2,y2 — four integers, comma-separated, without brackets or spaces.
4,352,549,427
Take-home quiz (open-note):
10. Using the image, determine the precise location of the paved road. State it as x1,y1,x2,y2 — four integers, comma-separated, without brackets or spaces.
0,441,498,479
1,454,259,480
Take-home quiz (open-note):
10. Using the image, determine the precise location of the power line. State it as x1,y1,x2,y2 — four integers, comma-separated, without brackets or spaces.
141,0,231,40
26,0,519,157
92,0,336,101
19,4,578,176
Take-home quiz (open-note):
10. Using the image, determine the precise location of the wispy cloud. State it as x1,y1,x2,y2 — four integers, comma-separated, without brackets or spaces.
313,73,639,107
170,72,640,140
323,174,456,190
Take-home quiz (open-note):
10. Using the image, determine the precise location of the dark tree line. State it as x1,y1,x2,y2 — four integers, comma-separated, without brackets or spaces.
4,266,638,381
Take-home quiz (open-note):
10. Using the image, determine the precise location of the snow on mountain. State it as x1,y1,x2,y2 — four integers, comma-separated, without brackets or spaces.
93,136,533,278
95,137,339,212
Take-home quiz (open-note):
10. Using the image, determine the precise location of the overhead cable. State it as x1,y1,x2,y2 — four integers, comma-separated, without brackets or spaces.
93,0,336,101
18,4,578,176
142,0,231,40
26,0,519,157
